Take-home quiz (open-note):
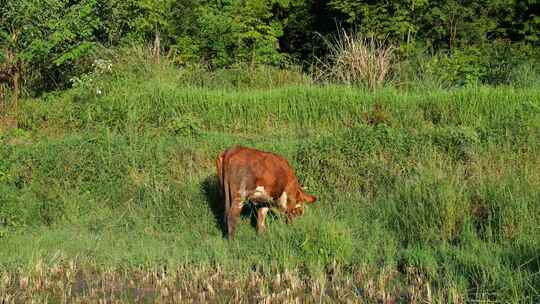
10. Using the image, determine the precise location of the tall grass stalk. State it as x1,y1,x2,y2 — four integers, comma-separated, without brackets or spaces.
315,29,395,89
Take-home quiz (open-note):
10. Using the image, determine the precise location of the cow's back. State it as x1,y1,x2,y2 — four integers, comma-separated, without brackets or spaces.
221,146,295,199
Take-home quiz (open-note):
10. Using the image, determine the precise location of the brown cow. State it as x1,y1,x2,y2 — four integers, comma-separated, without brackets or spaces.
216,145,316,239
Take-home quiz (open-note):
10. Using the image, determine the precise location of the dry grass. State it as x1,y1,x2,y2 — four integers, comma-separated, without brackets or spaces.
315,29,395,89
0,261,449,303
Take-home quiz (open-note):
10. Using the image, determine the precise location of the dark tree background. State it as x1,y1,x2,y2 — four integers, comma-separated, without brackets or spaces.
1,0,539,93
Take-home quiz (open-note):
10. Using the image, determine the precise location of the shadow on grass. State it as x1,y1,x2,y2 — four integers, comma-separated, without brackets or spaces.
201,174,260,238
201,174,226,237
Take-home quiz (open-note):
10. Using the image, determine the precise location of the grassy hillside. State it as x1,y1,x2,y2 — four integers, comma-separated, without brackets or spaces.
1,62,539,302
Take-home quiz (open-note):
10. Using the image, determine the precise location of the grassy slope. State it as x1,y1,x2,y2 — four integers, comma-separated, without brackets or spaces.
1,63,539,302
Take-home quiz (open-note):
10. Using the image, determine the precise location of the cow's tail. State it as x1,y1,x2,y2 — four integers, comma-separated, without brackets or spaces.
223,159,231,226
216,152,224,197
216,151,230,226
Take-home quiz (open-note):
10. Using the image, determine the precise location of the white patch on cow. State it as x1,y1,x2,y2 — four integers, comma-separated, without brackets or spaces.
250,185,273,203
295,204,301,208
254,186,267,195
278,191,288,210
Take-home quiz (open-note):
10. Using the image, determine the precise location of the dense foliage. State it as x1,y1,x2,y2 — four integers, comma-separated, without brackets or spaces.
1,0,539,92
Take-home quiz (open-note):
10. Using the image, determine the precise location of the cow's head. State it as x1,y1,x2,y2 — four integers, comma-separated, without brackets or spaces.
285,187,317,222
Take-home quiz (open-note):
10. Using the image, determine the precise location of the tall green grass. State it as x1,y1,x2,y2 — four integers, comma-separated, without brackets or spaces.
1,61,539,302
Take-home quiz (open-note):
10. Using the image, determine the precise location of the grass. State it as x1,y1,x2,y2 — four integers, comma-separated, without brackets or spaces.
1,60,540,302
314,29,394,89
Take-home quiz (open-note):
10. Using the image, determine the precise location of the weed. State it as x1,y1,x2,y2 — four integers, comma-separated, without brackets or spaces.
315,28,395,89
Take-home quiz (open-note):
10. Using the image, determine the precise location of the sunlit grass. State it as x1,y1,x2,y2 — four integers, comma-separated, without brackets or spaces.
1,62,539,302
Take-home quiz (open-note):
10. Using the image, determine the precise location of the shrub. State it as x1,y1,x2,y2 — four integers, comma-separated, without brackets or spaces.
402,41,540,87
315,29,395,89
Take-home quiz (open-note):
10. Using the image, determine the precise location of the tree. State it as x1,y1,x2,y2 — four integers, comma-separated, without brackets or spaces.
327,0,539,50
173,0,289,68
0,0,101,100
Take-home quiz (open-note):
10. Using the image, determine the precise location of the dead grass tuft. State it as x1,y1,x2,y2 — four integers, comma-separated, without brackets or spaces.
315,28,395,89
0,262,453,303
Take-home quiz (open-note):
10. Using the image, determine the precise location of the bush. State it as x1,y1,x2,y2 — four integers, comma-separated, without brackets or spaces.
314,29,395,89
423,47,486,87
399,41,540,87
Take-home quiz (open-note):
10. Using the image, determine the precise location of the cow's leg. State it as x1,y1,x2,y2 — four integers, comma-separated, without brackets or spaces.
276,191,294,224
285,213,292,224
256,207,269,234
227,198,244,239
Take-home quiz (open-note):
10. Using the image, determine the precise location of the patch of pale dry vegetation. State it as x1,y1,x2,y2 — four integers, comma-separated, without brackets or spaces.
0,261,461,303
315,29,394,89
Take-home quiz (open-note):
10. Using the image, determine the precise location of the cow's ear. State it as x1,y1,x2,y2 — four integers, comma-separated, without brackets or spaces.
305,194,317,204
297,188,317,204
300,189,316,204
